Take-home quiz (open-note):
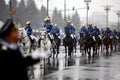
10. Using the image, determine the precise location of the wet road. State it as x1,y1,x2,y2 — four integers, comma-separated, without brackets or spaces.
32,46,120,80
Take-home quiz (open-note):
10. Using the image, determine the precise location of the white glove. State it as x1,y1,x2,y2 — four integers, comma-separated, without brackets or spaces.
31,49,51,59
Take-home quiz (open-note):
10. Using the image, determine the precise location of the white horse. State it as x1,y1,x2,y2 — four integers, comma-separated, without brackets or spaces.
40,28,52,54
18,27,31,54
39,28,52,75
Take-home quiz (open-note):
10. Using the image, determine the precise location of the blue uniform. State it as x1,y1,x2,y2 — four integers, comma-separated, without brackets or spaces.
79,27,87,34
87,26,94,35
50,27,60,36
43,22,53,34
25,26,32,35
94,28,100,35
105,29,112,37
113,30,118,36
100,29,105,35
64,24,75,35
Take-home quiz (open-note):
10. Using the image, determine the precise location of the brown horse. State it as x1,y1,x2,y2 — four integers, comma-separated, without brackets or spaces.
93,33,101,56
84,32,95,58
63,29,74,57
79,33,86,55
52,32,61,58
111,35,117,52
103,32,112,56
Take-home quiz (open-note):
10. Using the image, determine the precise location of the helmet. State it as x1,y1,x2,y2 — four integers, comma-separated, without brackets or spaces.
26,21,31,25
54,24,58,27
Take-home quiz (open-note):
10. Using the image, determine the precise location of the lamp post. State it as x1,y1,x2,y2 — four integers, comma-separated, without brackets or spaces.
84,0,91,26
103,4,113,27
64,0,66,21
47,0,49,17
115,10,120,29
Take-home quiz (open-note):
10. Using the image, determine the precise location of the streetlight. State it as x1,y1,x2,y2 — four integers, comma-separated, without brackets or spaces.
115,10,120,29
64,0,66,21
102,4,113,27
84,0,91,26
47,0,49,17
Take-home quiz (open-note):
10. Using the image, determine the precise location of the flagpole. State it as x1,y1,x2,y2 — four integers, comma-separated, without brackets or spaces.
9,0,12,17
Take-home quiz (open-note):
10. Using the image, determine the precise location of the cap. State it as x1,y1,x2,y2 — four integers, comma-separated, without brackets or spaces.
0,18,18,38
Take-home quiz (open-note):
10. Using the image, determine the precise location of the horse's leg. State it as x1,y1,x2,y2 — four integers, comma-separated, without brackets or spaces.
88,47,91,58
106,45,109,57
65,46,67,57
68,46,73,57
115,42,117,52
92,46,96,58
52,48,56,58
97,47,100,56
68,46,71,57
56,45,59,58
110,42,113,53
75,44,77,53
84,46,87,56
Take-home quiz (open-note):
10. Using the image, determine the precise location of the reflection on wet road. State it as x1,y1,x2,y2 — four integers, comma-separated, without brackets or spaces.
33,46,120,80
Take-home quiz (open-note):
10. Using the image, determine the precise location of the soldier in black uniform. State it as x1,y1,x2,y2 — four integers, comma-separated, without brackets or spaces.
0,18,48,80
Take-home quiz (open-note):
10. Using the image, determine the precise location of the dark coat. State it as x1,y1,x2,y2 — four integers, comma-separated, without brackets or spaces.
0,42,40,80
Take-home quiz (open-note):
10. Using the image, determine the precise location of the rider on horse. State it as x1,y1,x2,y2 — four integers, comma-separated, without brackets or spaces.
113,28,118,36
87,24,94,36
43,17,53,34
25,21,33,43
79,25,87,36
105,27,112,38
93,25,100,36
100,27,105,35
50,24,60,39
25,21,32,36
64,20,75,38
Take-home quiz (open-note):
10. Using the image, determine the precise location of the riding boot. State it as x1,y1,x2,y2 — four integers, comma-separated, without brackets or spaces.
28,35,33,44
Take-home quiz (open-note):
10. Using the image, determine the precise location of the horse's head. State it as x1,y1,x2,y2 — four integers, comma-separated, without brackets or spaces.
18,28,24,39
18,28,28,43
105,32,109,37
65,29,70,36
40,28,47,39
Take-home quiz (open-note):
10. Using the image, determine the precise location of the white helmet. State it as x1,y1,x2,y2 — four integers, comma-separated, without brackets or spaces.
26,21,31,25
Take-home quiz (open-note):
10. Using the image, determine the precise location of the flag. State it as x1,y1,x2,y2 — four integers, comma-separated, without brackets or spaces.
10,9,16,15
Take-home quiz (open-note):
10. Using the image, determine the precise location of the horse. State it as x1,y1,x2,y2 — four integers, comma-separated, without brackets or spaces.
39,28,53,75
52,33,61,58
73,35,77,53
93,33,102,56
18,27,31,54
111,34,118,52
103,32,112,57
84,32,96,58
63,29,74,57
79,33,86,54
39,28,52,56
18,27,35,79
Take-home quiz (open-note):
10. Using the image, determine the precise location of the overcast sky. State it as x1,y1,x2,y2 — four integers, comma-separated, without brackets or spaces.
5,0,120,22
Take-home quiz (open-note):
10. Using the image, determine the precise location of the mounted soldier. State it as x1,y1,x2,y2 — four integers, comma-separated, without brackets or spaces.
64,20,75,39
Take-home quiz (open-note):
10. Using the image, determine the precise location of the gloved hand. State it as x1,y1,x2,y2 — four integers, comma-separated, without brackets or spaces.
31,49,51,59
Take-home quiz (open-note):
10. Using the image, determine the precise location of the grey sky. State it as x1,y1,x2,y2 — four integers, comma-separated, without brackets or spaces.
5,0,120,22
